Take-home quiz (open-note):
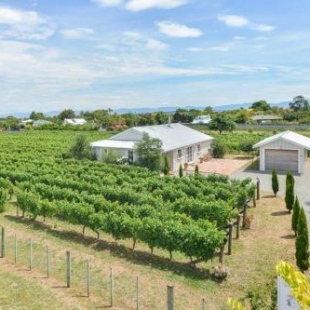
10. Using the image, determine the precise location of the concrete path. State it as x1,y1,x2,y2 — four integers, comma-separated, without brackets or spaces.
231,161,310,220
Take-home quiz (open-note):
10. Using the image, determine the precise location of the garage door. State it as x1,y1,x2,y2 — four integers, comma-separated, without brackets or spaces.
265,149,298,173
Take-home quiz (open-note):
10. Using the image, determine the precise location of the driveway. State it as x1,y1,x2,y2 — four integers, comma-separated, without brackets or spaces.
231,161,310,220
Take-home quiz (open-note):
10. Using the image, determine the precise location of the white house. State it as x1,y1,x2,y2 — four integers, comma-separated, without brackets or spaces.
192,115,211,124
91,123,214,172
63,118,87,126
253,130,310,174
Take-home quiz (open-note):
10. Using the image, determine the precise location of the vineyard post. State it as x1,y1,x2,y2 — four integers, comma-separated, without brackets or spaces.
66,251,71,288
242,203,248,228
14,233,18,266
219,245,225,264
110,267,114,307
201,298,206,310
256,177,260,200
136,276,140,310
46,245,50,278
167,285,174,310
228,224,233,255
253,192,256,207
1,227,5,258
29,238,33,271
236,214,241,239
86,259,90,297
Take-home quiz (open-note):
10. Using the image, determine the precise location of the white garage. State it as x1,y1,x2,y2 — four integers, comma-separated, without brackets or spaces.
253,131,310,174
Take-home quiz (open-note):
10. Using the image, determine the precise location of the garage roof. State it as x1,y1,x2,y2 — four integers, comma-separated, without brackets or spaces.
253,130,310,150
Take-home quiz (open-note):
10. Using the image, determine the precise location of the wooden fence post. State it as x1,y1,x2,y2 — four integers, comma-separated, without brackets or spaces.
256,178,260,200
228,224,233,255
66,251,71,288
110,267,114,307
242,204,248,228
46,245,50,278
167,285,174,310
236,214,242,239
136,276,140,310
1,227,5,258
201,298,206,310
219,245,225,264
86,260,90,297
14,233,18,266
29,238,33,271
253,193,256,207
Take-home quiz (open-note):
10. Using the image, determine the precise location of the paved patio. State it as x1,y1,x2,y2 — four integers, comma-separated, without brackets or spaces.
187,158,252,175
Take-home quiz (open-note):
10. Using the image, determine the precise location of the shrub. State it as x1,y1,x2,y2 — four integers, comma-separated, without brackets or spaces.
296,207,309,271
210,140,226,158
292,197,300,236
271,169,279,196
285,172,295,213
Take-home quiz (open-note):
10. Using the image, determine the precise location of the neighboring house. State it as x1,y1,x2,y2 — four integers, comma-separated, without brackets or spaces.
90,123,213,172
253,130,310,174
63,118,87,126
192,115,211,124
32,119,53,127
251,115,282,124
19,119,33,127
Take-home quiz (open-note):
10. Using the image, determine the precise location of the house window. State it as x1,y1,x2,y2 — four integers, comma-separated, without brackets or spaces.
185,146,193,163
128,150,134,162
177,149,182,158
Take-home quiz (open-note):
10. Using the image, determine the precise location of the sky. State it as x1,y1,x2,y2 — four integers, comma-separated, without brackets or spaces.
0,0,310,115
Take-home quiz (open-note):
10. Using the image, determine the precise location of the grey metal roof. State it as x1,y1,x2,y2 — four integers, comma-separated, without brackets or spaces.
253,130,310,150
251,115,281,121
90,140,135,149
91,123,213,152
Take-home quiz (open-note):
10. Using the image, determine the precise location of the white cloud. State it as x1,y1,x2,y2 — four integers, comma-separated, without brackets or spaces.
186,47,203,52
252,24,275,32
0,6,55,40
218,14,275,33
218,15,249,27
145,38,168,50
92,0,123,7
126,0,186,12
210,44,231,52
157,21,203,38
60,28,94,40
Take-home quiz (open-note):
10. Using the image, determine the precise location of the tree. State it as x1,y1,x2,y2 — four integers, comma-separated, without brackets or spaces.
0,189,6,213
58,109,76,120
285,172,295,213
296,207,309,271
208,115,236,134
250,100,271,111
179,164,183,177
68,134,90,160
210,140,226,158
271,169,279,196
163,157,170,175
29,111,45,120
135,133,163,171
289,95,310,112
292,197,300,236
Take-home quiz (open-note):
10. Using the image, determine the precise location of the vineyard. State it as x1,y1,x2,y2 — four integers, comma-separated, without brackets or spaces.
0,130,255,263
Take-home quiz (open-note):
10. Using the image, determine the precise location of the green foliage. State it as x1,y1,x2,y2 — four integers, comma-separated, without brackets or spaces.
296,207,310,271
285,172,295,213
68,134,90,160
292,197,300,236
135,133,163,171
163,156,170,175
210,140,226,158
271,169,279,196
208,114,236,134
250,100,271,111
289,95,310,112
0,189,7,213
179,164,183,177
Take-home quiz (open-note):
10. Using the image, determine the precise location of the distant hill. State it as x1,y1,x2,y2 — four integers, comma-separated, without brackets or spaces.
0,102,290,118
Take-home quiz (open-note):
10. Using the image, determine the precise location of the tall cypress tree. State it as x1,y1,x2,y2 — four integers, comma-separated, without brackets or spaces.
179,164,183,178
271,169,279,196
295,207,309,271
292,196,300,236
163,157,170,175
285,172,295,213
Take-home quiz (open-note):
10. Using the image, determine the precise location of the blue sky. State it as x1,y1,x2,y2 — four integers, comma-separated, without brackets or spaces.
0,0,310,114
